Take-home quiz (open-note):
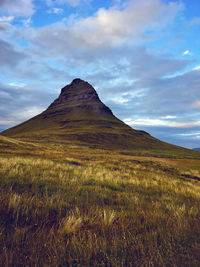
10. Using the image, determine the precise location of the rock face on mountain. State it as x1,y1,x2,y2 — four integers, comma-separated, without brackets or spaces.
1,78,186,151
46,78,115,120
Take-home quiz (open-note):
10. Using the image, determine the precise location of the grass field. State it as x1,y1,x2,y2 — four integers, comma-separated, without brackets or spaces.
0,140,200,266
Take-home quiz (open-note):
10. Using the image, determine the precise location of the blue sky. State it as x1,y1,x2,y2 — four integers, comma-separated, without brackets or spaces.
0,0,200,148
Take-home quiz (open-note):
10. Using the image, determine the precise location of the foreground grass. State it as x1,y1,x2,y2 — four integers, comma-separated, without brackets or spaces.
0,153,200,266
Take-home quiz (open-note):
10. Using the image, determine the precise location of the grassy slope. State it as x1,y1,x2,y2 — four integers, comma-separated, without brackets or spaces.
0,140,200,266
2,114,198,155
0,135,34,152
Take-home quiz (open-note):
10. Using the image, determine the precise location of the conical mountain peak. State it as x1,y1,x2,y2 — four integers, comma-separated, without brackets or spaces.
47,78,114,119
2,78,183,152
58,78,100,102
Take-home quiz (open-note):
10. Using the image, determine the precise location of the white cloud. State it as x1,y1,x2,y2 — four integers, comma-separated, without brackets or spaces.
176,132,200,137
124,118,170,127
9,82,27,88
73,0,182,47
0,106,43,127
0,118,17,125
183,50,191,56
48,8,64,14
13,107,44,120
193,66,200,70
23,17,32,27
0,16,14,22
0,0,34,17
123,118,200,128
162,115,177,119
28,0,183,53
113,97,129,104
171,122,200,128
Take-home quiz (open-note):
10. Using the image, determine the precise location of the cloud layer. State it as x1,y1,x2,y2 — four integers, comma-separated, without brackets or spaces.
0,0,34,16
27,0,182,53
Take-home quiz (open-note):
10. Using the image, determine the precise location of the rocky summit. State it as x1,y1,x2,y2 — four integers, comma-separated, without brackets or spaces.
46,78,114,120
1,79,189,151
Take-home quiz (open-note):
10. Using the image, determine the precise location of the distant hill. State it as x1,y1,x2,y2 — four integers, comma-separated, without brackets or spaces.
193,148,200,152
0,78,196,153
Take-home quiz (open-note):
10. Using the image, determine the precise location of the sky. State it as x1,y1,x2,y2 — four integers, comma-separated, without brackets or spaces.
0,0,200,149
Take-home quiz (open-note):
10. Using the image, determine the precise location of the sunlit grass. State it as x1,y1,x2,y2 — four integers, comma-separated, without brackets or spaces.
0,151,200,266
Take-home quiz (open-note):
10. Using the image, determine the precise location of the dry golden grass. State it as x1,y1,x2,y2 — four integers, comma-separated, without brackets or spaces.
58,208,83,235
0,146,200,266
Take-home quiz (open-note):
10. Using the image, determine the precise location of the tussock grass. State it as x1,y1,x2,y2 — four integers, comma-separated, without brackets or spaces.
58,208,83,235
0,152,200,266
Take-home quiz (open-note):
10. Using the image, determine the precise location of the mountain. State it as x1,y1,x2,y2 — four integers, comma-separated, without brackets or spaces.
0,78,195,152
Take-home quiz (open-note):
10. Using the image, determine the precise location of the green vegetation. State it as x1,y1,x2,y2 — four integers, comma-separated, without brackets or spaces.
0,143,200,266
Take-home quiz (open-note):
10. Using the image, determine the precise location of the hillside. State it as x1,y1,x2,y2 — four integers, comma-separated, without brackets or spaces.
0,135,34,152
1,79,197,155
0,141,200,266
